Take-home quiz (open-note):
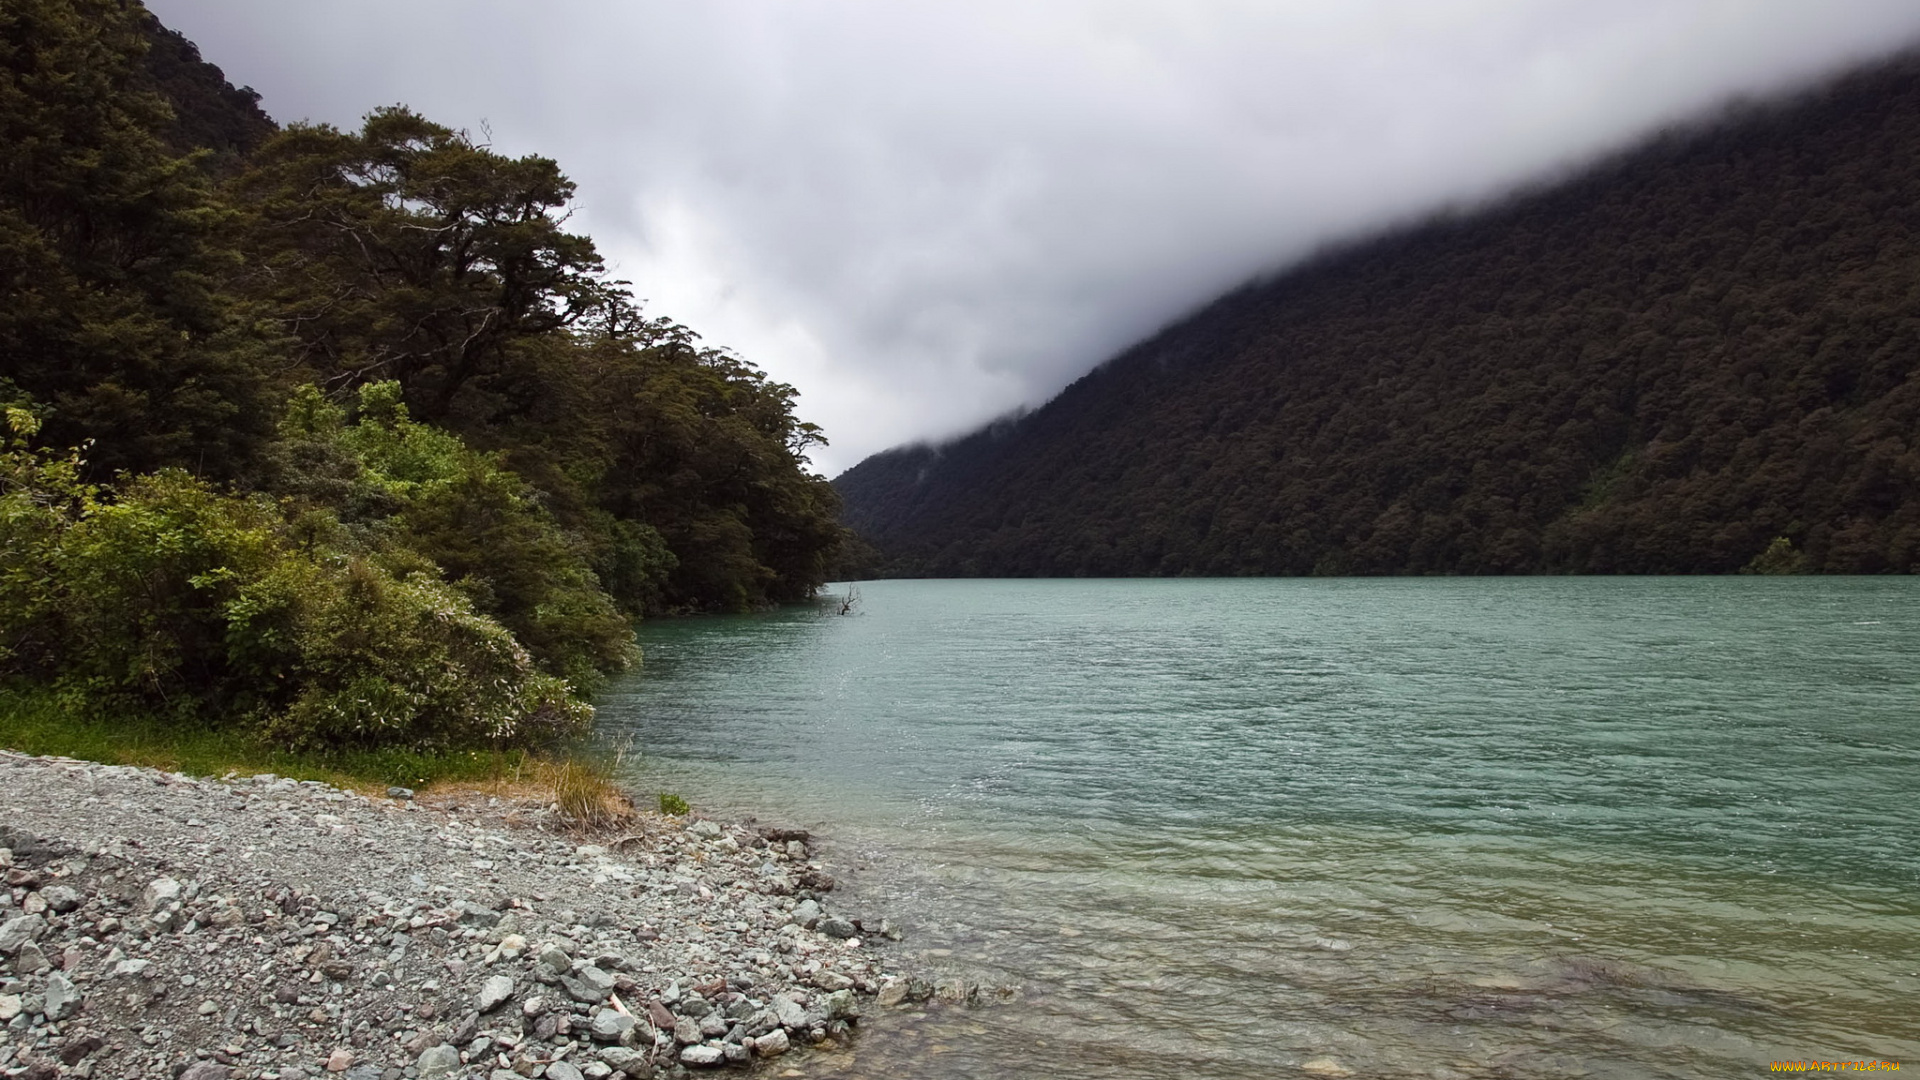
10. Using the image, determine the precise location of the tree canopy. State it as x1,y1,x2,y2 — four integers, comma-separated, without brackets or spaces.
0,1,845,754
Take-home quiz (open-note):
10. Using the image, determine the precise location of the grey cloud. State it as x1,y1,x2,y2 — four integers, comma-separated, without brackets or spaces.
146,0,1920,473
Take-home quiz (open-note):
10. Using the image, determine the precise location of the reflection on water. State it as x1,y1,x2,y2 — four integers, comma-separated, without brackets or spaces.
595,579,1920,1078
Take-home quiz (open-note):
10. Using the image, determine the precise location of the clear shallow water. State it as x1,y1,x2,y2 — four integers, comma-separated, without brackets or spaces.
595,578,1920,1079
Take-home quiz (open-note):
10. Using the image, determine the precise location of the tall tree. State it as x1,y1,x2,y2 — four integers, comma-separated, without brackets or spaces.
230,108,617,423
0,0,275,478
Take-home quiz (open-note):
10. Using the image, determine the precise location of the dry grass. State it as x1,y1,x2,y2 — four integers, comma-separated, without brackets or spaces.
538,756,637,833
405,750,638,834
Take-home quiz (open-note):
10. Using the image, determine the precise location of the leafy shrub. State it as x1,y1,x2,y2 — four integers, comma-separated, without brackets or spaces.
272,382,638,688
0,413,591,752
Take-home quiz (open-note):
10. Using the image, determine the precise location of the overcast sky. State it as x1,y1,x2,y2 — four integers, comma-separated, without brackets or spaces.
145,1,1920,475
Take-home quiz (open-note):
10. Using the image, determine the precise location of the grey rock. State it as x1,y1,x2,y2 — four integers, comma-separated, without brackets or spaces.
824,988,860,1021
752,1028,790,1057
788,899,821,929
679,1043,725,1067
37,885,82,913
598,1046,644,1070
677,994,712,1019
112,958,151,978
386,786,414,800
142,876,181,913
723,1041,752,1064
698,1012,728,1039
476,974,514,1013
43,972,81,1020
875,981,909,1008
0,994,20,1022
448,1009,479,1045
415,1043,462,1078
686,820,722,839
561,964,615,1004
537,944,573,976
741,1007,777,1038
673,1016,701,1044
454,900,500,927
544,1063,586,1080
771,996,808,1030
344,1068,382,1080
12,940,47,974
590,1007,635,1043
179,1063,229,1080
812,969,854,992
0,913,44,954
817,916,858,939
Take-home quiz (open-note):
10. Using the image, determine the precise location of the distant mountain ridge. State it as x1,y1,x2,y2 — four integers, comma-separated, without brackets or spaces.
834,49,1920,576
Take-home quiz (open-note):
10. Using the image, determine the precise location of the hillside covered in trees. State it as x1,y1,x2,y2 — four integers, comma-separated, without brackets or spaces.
1,0,842,755
835,49,1920,578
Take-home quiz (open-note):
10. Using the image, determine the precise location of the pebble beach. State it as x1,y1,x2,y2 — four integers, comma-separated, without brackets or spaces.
0,750,928,1080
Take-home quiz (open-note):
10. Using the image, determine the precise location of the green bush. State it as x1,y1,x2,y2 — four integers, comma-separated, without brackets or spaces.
0,410,591,752
272,383,638,689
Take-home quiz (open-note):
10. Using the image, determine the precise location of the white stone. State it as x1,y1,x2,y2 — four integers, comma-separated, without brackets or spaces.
476,974,515,1013
142,877,182,913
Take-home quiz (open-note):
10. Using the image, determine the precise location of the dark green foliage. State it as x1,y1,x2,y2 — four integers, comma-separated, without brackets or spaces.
271,383,638,688
229,107,615,421
838,52,1920,576
0,2,844,757
226,107,844,612
0,0,277,480
131,13,275,158
497,329,844,613
0,413,590,751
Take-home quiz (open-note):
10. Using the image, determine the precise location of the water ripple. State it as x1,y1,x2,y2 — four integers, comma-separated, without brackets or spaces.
599,578,1920,1078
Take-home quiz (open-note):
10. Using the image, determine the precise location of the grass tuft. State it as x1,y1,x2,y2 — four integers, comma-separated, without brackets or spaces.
537,756,636,833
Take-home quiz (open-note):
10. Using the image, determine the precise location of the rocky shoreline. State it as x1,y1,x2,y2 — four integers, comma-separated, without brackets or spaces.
0,750,932,1080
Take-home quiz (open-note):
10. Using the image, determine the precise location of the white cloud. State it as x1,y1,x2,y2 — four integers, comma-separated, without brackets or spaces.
146,0,1920,473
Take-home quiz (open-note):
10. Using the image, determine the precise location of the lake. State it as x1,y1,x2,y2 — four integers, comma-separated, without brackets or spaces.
595,578,1919,1078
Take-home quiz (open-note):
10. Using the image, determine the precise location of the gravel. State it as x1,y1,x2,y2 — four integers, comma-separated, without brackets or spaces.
0,750,933,1078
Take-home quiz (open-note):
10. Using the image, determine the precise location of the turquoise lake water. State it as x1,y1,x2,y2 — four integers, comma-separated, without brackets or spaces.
595,578,1919,1079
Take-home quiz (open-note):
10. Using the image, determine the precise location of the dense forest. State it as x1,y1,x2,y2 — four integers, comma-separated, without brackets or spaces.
836,48,1920,578
1,0,843,753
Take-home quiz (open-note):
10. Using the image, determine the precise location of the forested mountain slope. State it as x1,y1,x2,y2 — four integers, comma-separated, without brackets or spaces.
836,50,1920,576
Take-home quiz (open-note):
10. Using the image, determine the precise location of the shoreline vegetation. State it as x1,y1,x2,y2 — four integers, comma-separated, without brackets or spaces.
1,0,845,774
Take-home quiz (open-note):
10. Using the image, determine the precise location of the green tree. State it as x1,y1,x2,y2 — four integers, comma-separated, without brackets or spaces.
0,0,276,479
230,107,616,421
